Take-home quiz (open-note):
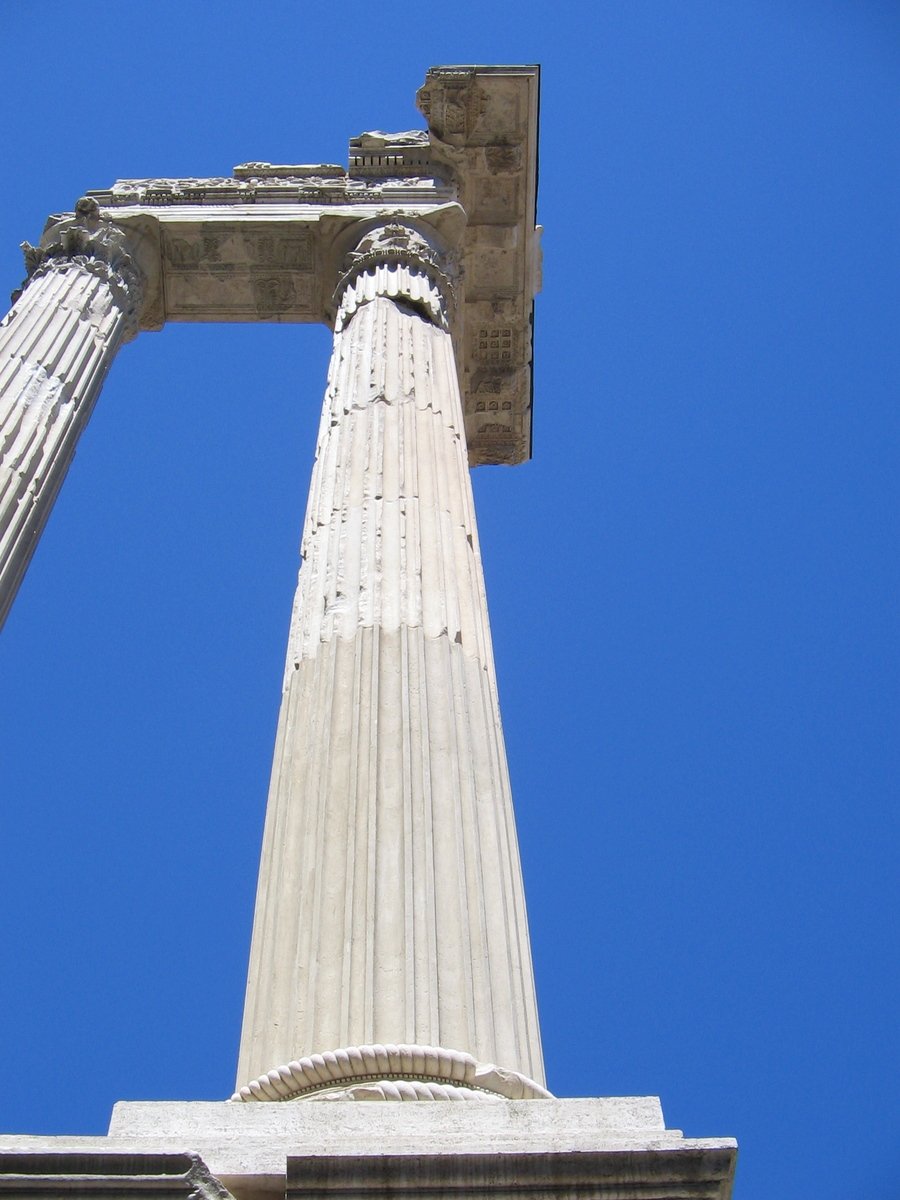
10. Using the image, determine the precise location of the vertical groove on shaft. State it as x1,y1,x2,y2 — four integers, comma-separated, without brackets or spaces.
238,259,544,1089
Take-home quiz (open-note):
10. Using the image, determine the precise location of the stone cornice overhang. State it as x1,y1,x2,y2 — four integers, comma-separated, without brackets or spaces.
40,65,540,467
416,65,541,465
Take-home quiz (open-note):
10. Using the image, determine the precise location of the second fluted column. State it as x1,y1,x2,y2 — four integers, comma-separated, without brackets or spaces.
0,199,143,629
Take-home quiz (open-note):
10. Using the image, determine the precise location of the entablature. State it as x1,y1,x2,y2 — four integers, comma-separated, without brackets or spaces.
30,65,540,465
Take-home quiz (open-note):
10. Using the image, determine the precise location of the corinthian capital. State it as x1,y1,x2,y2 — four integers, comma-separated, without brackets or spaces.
334,221,457,329
343,221,455,284
19,197,145,338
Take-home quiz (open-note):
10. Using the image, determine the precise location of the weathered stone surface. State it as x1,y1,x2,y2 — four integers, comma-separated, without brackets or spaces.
285,1149,736,1200
417,66,541,465
105,1095,688,1148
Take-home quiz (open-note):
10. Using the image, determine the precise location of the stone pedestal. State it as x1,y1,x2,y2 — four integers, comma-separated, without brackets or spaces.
0,1099,737,1200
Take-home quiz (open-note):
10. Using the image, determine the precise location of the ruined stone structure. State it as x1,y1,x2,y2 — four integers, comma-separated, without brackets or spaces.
0,66,736,1198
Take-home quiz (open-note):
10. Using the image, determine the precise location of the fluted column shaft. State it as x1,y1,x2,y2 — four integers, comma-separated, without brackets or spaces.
237,225,544,1094
0,209,142,629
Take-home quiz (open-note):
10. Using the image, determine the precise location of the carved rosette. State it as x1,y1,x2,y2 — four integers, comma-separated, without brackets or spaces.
19,197,145,340
333,222,456,331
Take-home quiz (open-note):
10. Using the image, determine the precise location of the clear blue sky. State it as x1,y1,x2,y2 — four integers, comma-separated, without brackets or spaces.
1,4,897,1198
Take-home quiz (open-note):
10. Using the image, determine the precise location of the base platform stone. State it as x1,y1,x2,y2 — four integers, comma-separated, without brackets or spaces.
0,1099,736,1199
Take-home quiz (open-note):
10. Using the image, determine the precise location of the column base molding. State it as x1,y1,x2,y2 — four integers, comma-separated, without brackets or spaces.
232,1044,552,1103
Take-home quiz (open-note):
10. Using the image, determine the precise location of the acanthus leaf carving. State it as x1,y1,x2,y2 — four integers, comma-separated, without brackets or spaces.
18,197,145,338
333,222,458,328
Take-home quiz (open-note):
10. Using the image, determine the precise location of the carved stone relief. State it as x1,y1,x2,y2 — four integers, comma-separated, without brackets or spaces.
89,173,454,210
252,233,312,270
418,74,489,143
167,235,224,268
252,276,297,314
161,224,317,320
474,326,515,364
472,175,519,222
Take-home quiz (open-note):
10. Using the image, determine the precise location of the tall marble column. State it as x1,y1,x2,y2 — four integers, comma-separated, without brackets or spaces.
236,222,547,1103
0,198,143,629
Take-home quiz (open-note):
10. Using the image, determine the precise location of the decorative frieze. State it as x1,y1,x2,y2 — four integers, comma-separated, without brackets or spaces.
160,222,318,320
86,172,453,209
165,227,313,271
